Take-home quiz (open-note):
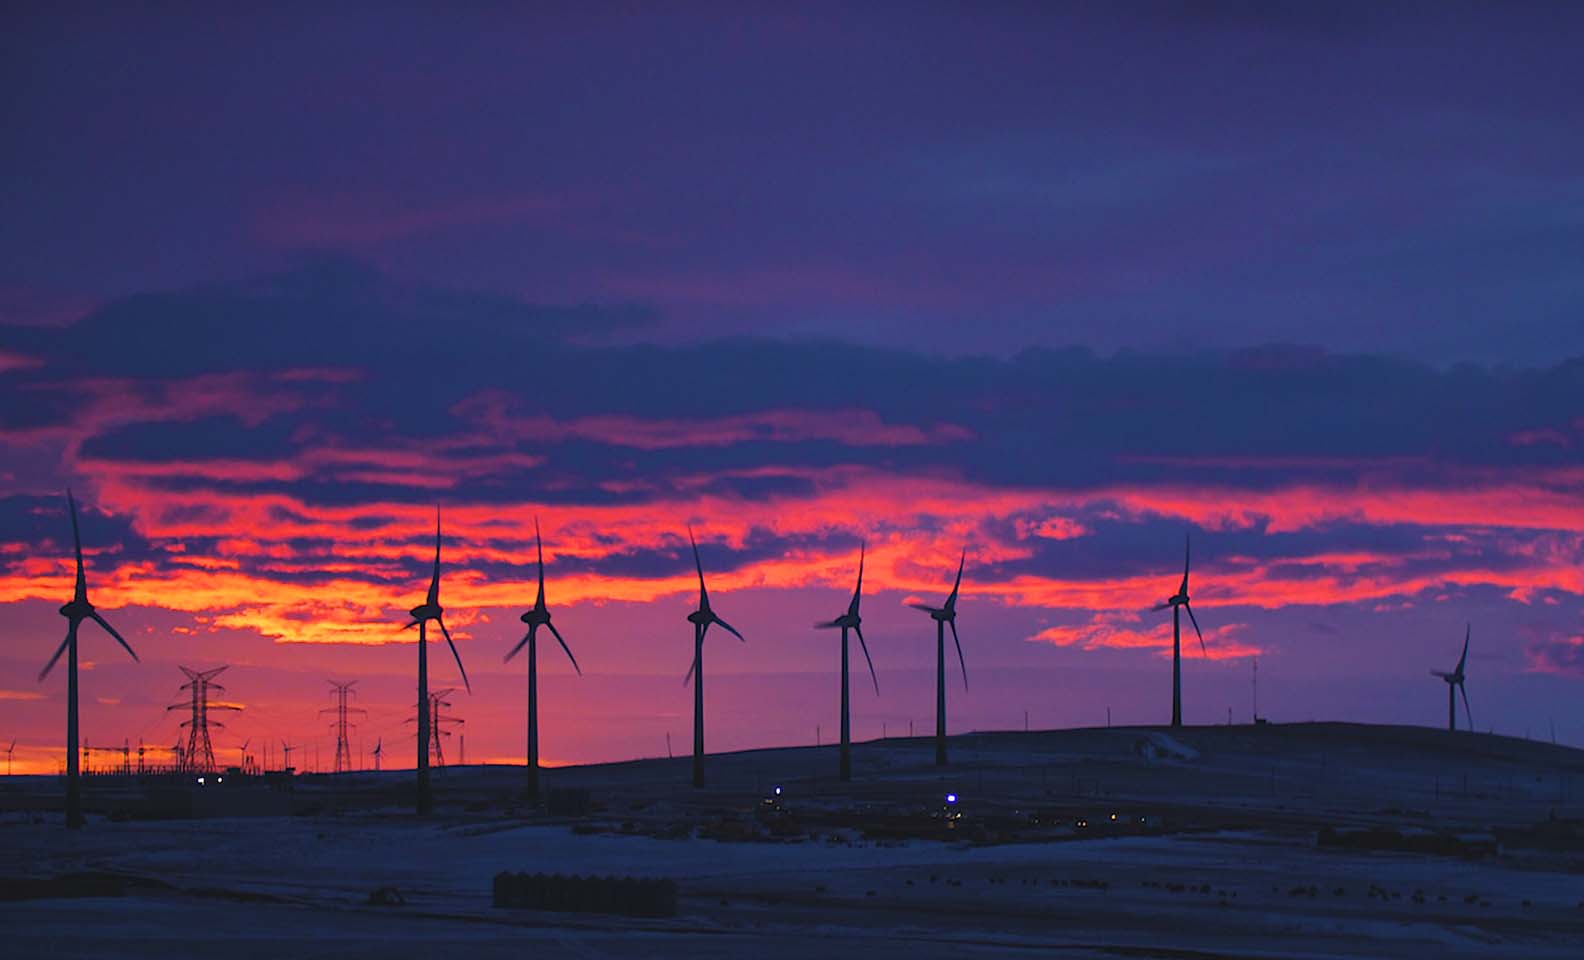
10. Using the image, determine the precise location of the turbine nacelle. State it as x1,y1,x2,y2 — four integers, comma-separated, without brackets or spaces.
819,612,862,630
408,603,442,624
59,597,95,621
910,603,954,623
519,606,551,627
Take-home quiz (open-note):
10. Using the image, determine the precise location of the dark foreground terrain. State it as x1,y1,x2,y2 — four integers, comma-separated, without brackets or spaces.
4,722,1583,958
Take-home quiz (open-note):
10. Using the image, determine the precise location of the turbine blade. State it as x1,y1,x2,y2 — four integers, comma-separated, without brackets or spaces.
713,614,745,641
908,602,939,614
949,619,967,690
547,621,581,676
946,550,965,608
1184,603,1205,657
67,489,87,601
689,526,709,605
1150,602,1173,612
427,506,442,606
39,627,72,682
814,619,842,629
401,620,419,631
503,627,533,664
850,541,865,615
855,624,879,695
683,652,698,687
1180,533,1191,595
535,516,546,607
1456,624,1469,674
91,611,140,663
437,617,470,693
1460,682,1472,730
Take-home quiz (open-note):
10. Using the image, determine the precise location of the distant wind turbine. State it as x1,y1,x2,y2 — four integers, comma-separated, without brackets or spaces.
5,739,15,776
910,550,967,766
683,527,744,788
1153,535,1205,728
372,737,383,772
816,542,878,781
402,507,470,815
38,490,140,828
1431,625,1473,732
504,518,582,801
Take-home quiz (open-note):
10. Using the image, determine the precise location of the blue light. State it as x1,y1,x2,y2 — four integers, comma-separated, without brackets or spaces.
945,793,958,803
773,785,783,796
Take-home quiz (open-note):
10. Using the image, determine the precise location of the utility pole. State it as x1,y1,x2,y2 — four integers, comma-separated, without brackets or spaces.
166,666,239,774
1252,657,1259,722
321,680,365,773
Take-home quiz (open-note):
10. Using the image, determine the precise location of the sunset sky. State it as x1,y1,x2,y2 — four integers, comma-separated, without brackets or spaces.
3,4,1583,775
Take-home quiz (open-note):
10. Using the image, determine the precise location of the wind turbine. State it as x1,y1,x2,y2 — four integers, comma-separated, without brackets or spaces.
401,507,470,816
372,737,383,772
1431,625,1473,732
909,550,967,766
37,490,140,828
815,542,878,781
504,517,582,801
1153,535,1205,728
238,738,251,772
683,527,744,788
5,739,14,776
280,739,296,772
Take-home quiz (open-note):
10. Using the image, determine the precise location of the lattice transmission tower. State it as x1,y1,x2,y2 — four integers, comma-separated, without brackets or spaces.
321,680,366,773
406,689,462,767
167,666,240,774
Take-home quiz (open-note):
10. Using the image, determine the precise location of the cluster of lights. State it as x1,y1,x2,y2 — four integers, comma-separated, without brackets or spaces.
195,775,224,786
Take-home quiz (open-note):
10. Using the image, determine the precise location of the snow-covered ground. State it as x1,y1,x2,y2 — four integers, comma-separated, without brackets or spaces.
4,723,1582,958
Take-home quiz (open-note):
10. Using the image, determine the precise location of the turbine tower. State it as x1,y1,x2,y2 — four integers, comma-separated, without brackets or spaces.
909,550,967,766
1431,625,1473,732
37,490,140,828
504,518,582,801
1153,535,1205,727
400,507,470,815
815,542,878,781
167,666,239,774
371,737,382,772
683,527,744,788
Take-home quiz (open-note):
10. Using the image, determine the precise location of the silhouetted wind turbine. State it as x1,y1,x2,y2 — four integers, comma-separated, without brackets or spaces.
910,550,967,766
5,739,15,776
504,517,581,801
38,490,139,828
401,507,470,815
683,527,744,787
1153,535,1205,727
372,737,383,772
816,542,878,781
1431,624,1473,732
